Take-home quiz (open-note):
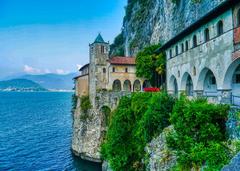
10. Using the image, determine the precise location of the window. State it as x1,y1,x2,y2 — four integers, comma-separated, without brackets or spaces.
101,45,105,54
217,20,223,36
169,49,172,58
193,35,197,48
103,68,106,73
238,9,240,26
125,68,128,73
185,41,189,51
112,67,115,72
181,43,184,53
193,67,196,76
175,45,178,55
204,28,210,42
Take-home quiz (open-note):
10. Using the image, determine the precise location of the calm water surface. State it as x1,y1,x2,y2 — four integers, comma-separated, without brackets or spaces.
0,92,101,171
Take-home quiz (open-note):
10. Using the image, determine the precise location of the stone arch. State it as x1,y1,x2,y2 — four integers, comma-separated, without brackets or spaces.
169,75,178,96
197,68,217,96
100,106,111,128
181,72,193,96
143,80,151,89
112,79,121,91
123,80,131,91
223,58,240,95
133,80,141,92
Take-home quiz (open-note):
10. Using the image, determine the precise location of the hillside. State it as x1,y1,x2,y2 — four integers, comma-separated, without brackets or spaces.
18,73,77,90
0,79,48,92
111,0,225,56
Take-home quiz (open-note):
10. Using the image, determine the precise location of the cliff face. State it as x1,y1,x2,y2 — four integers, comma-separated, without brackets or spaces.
117,0,225,56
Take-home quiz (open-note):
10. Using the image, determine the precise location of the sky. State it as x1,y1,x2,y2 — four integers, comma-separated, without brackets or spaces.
0,0,127,79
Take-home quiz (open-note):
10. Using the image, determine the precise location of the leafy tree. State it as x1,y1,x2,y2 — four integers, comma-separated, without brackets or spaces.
136,45,166,87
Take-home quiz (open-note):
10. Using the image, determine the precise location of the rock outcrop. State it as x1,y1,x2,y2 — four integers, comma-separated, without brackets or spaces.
145,126,177,171
114,0,226,56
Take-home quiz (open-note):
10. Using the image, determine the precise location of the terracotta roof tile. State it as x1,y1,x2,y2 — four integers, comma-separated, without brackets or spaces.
109,56,135,65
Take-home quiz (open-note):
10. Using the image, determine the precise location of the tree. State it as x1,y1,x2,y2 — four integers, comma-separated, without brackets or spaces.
136,44,166,87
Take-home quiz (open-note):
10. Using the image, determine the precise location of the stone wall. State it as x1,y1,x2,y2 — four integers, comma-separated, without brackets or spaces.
71,91,131,162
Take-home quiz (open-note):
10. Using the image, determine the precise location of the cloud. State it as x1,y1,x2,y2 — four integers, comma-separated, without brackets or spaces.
23,65,41,74
56,69,69,75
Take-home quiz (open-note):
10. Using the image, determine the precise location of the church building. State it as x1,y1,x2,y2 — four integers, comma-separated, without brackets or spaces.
74,34,148,106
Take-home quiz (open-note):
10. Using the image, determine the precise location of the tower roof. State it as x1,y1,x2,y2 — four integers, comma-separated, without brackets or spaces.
94,33,105,43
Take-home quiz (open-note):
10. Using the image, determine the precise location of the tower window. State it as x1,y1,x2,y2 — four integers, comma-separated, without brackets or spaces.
112,67,115,72
185,41,189,51
204,28,210,42
193,35,197,48
181,43,184,53
217,20,223,36
103,68,106,73
238,9,240,26
169,49,172,58
125,68,128,73
101,46,105,54
175,45,178,55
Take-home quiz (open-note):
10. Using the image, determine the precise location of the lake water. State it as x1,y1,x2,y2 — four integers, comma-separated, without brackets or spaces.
0,92,102,171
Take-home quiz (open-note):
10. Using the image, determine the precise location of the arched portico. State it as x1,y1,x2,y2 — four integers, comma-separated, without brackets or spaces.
197,68,217,97
169,75,178,96
133,80,141,92
123,80,131,92
223,59,240,105
181,72,193,96
112,80,121,92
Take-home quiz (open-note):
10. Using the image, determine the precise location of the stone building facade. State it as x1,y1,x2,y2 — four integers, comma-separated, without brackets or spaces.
161,0,240,106
74,34,147,107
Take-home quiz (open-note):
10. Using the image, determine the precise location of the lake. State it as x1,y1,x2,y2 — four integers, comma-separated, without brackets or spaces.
0,92,102,171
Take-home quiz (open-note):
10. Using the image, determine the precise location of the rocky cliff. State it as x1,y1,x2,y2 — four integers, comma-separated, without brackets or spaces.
112,0,225,56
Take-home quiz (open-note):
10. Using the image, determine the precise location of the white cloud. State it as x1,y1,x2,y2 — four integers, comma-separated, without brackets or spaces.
23,65,41,74
56,69,69,75
44,69,51,74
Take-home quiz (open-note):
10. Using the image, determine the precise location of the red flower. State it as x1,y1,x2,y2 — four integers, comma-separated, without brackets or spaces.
143,87,160,92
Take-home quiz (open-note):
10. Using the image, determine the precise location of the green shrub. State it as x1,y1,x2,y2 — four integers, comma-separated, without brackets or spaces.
71,94,78,114
101,92,175,171
167,96,230,170
80,95,92,113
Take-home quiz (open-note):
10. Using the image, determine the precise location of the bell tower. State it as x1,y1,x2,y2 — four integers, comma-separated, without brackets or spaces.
89,34,110,107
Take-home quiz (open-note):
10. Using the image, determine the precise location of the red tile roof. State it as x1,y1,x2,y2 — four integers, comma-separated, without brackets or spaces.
109,56,135,65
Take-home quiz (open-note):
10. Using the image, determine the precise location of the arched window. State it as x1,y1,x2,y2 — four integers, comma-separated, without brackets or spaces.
103,68,106,73
217,20,223,36
101,45,105,54
185,41,189,51
181,43,184,53
238,9,240,26
175,45,178,55
193,35,197,48
204,28,210,42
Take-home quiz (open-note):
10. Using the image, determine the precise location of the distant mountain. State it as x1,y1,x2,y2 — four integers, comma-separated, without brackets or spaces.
0,79,48,92
18,73,77,90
